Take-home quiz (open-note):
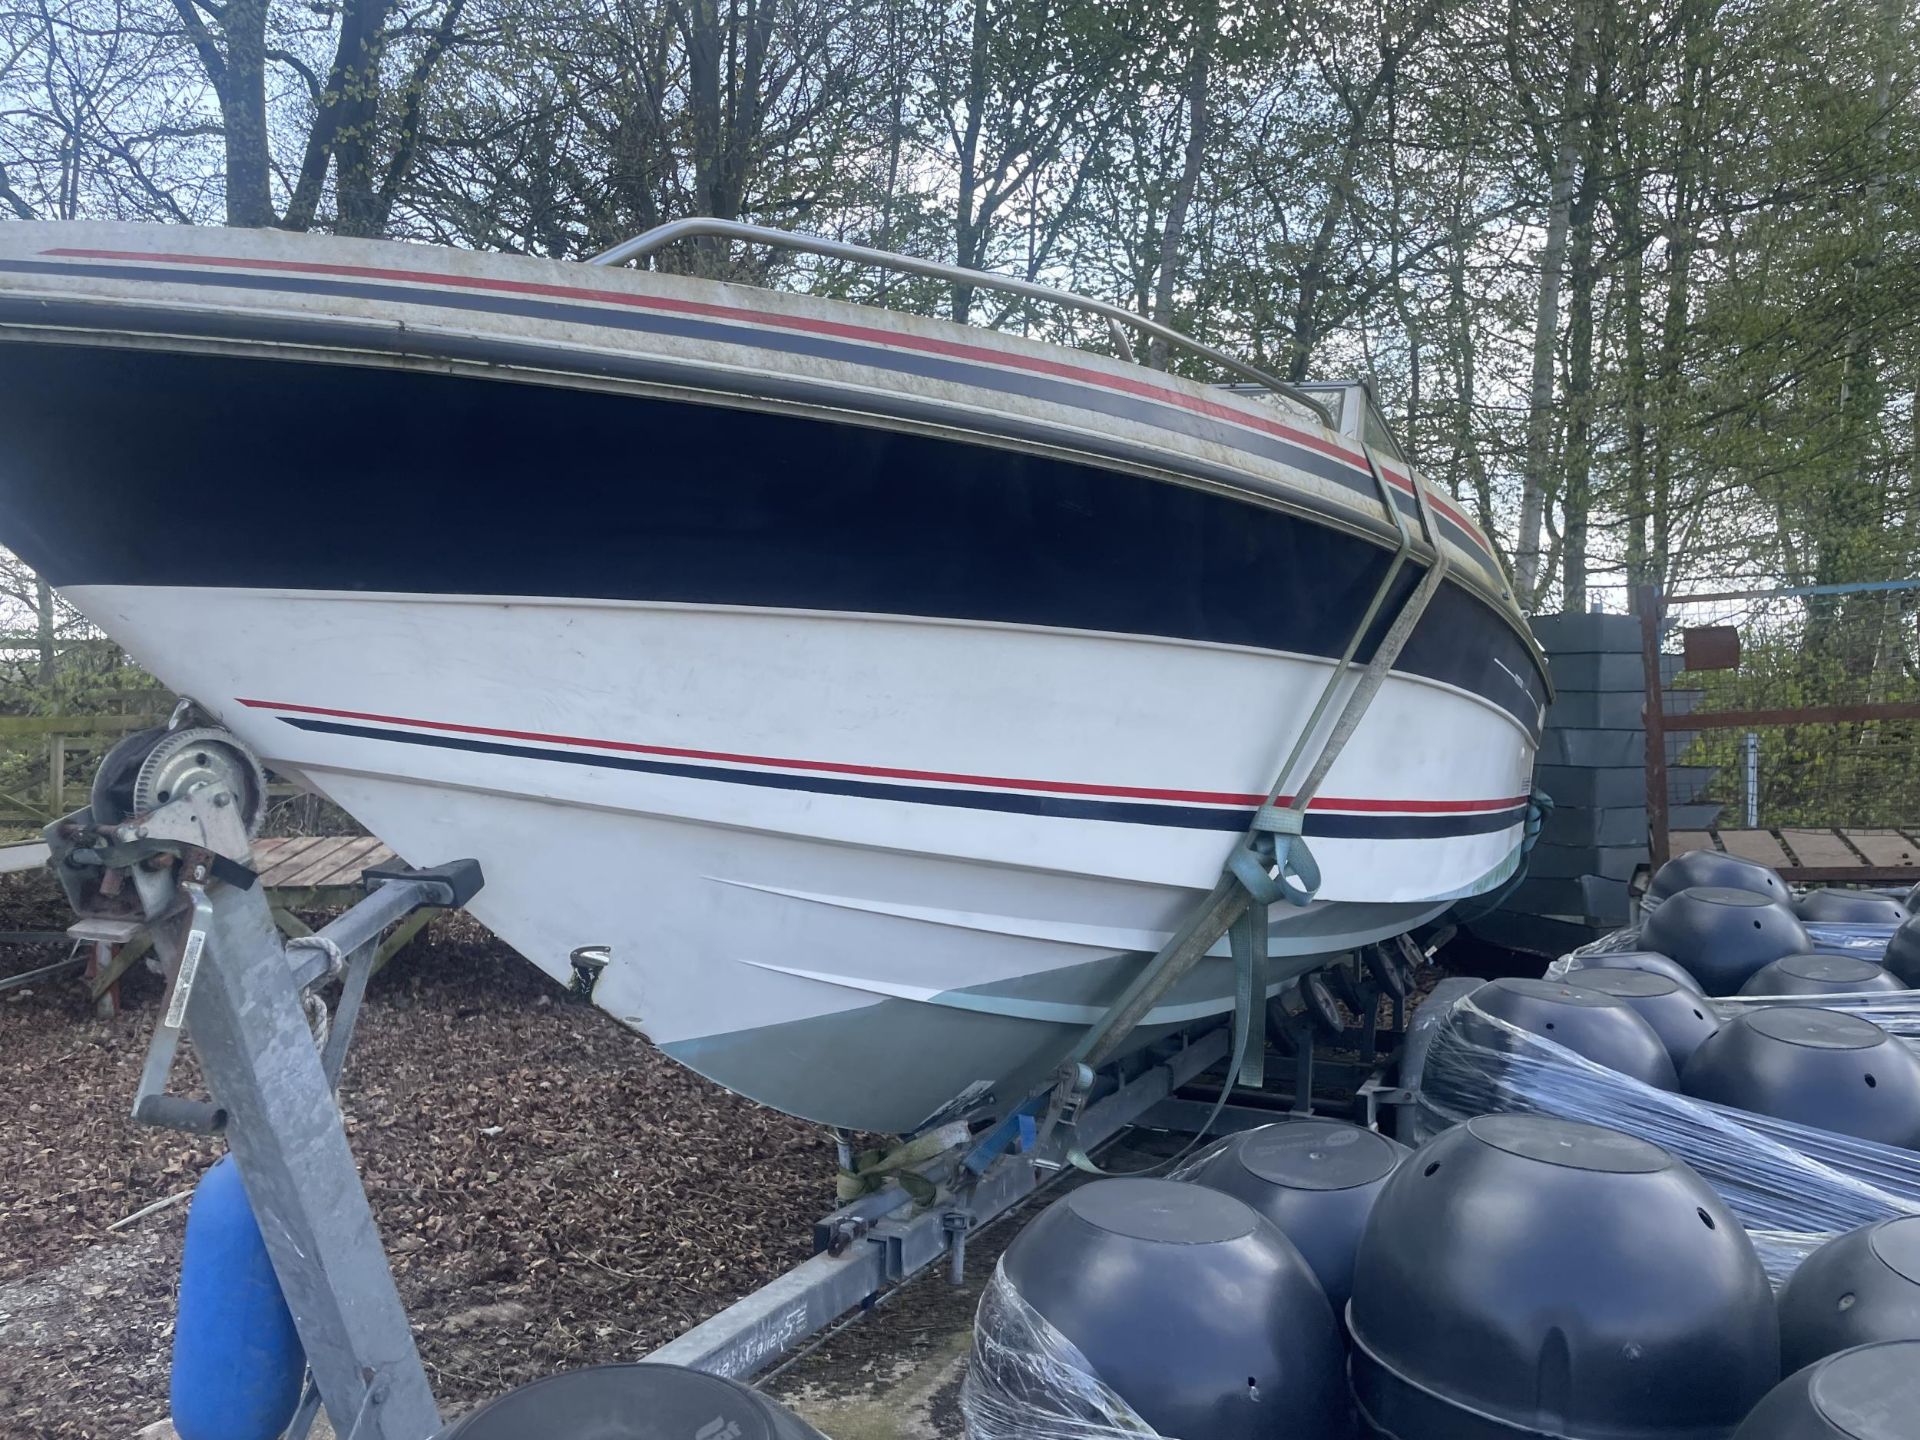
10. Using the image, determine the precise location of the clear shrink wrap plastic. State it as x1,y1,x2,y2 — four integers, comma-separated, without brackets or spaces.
1547,935,1920,1040
1714,991,1920,1038
1549,923,1897,965
960,1260,1156,1439
1418,990,1920,1283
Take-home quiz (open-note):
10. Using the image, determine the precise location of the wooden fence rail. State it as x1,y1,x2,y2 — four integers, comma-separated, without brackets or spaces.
0,715,166,827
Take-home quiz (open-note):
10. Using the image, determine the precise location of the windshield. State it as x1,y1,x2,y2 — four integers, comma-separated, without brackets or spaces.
1293,386,1347,432
1361,396,1405,462
1213,381,1405,459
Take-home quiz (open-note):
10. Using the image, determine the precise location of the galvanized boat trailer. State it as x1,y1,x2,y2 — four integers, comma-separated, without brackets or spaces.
46,714,1436,1438
45,719,478,1440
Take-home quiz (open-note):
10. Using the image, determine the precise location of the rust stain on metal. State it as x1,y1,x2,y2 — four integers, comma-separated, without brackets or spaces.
1681,625,1740,672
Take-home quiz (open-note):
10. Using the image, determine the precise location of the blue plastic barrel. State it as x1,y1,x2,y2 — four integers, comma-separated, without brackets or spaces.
170,1155,306,1440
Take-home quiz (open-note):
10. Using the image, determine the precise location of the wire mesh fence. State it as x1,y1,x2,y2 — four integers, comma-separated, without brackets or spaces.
1656,581,1920,830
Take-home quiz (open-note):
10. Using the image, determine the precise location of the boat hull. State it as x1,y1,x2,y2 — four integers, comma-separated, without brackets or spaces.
66,581,1528,1131
0,223,1547,1132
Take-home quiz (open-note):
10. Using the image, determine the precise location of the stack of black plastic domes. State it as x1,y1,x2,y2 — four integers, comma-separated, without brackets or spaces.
1176,1116,1406,1315
962,1116,1422,1438
1734,1340,1920,1440
1885,909,1920,986
1631,850,1911,1001
1734,1214,1920,1440
1680,1007,1920,1148
962,1112,1920,1440
1641,881,1814,995
962,1171,1350,1439
1349,1113,1780,1439
955,847,1920,1437
1465,975,1683,1086
1740,953,1905,998
1547,852,1920,1149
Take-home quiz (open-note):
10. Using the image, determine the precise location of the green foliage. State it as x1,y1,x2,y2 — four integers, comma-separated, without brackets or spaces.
0,587,170,826
1675,591,1920,826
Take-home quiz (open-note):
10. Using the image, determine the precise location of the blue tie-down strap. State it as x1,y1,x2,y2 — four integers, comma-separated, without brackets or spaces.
1228,807,1323,909
1523,788,1554,852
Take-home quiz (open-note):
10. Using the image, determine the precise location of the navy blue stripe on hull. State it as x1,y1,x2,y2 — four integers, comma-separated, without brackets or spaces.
0,256,1496,574
282,716,1529,839
0,342,1546,735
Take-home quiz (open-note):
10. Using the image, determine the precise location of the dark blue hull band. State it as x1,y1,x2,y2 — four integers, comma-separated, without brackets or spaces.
282,717,1530,839
0,341,1547,734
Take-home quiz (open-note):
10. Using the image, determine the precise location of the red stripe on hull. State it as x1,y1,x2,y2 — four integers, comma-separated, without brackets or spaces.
238,697,1526,816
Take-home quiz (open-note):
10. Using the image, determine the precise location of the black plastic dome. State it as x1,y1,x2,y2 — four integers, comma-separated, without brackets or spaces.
1778,1217,1920,1373
1680,1009,1920,1148
1650,850,1787,903
1731,1341,1920,1440
1794,889,1910,925
1882,914,1920,987
1641,887,1813,995
437,1364,828,1440
1179,1118,1408,1314
1562,968,1722,1070
1348,1114,1779,1440
1738,954,1907,998
1568,950,1707,994
997,1177,1346,1440
1469,976,1680,1088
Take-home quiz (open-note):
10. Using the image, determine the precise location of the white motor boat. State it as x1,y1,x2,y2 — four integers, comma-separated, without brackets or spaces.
0,218,1547,1133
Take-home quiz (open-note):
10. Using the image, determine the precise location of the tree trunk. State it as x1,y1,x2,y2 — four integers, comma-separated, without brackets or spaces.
34,577,55,686
1514,0,1596,605
220,0,274,226
1620,191,1650,590
1650,0,1708,593
1515,104,1577,600
1284,164,1356,383
1147,1,1214,371
877,0,906,295
330,0,398,236
685,0,721,208
951,0,991,322
1561,167,1599,612
1560,0,1608,613
1447,214,1497,545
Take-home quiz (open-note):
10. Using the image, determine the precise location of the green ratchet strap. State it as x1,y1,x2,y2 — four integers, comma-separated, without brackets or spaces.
1034,446,1456,1163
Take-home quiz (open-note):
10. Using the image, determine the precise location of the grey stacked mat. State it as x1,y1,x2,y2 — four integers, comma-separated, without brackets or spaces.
1479,612,1651,954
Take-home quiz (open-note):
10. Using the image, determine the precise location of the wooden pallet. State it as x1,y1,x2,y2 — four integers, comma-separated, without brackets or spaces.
1668,826,1920,884
250,835,435,976
252,834,397,905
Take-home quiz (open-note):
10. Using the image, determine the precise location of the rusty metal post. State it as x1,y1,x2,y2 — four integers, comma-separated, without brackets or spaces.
1637,585,1670,871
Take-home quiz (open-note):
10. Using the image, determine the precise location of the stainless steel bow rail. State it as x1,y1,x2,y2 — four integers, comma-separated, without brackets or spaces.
589,218,1338,429
44,723,483,1440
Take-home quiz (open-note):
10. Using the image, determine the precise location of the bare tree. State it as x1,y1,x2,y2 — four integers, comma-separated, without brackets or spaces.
165,0,473,229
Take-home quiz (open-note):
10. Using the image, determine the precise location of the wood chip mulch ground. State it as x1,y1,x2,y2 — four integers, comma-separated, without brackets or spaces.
0,871,837,1440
